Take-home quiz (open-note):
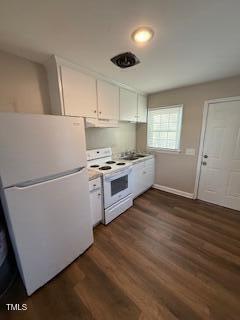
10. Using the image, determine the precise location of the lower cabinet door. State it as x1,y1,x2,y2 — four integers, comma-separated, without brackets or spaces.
89,188,103,226
144,158,155,190
132,162,145,198
132,158,155,198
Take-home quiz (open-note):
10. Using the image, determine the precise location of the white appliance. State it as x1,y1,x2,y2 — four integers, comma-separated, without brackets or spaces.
87,148,133,224
0,113,93,296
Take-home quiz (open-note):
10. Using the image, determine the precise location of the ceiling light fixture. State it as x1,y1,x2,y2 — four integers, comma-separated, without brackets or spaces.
132,27,154,44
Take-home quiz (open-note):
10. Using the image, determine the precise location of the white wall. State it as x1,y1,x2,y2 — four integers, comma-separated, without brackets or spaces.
0,51,50,114
85,122,136,155
137,75,240,194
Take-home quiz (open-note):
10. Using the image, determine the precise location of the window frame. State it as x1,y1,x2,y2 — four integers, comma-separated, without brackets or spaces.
147,104,183,153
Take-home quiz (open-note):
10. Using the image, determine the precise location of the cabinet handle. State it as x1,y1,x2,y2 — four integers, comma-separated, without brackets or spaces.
98,193,101,196
94,110,97,113
99,111,102,114
93,184,96,187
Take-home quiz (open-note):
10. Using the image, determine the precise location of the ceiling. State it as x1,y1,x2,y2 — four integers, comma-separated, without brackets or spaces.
0,0,240,93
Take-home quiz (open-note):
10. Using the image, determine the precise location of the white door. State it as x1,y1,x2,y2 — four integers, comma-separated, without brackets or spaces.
2,168,93,295
97,80,119,120
137,94,147,123
0,114,87,188
198,99,240,211
61,65,97,118
120,88,138,122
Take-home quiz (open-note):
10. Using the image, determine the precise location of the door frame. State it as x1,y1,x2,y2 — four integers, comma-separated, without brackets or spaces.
193,95,240,199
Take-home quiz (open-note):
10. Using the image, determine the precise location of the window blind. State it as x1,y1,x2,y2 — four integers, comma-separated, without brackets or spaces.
147,106,183,150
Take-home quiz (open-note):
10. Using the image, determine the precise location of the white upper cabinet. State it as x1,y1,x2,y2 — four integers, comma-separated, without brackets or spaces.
46,56,144,125
97,80,119,120
137,94,147,123
120,88,138,122
60,65,97,118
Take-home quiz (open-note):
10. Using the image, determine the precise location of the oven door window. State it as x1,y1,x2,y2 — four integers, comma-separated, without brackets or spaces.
111,175,128,196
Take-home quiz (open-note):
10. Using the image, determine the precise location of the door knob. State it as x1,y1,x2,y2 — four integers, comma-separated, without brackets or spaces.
202,161,207,166
203,155,208,158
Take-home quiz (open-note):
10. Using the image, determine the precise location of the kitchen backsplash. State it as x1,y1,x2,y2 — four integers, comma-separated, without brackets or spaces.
85,122,136,156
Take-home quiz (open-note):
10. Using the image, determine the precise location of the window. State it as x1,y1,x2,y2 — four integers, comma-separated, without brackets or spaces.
147,105,183,150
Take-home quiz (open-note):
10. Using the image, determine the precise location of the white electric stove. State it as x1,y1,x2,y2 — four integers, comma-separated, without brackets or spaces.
87,148,133,224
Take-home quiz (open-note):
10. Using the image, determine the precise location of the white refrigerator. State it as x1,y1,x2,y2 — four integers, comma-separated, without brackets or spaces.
0,113,93,295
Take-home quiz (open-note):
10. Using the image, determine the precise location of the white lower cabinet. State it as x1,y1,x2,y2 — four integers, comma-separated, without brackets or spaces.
132,162,145,198
132,158,155,198
88,177,103,226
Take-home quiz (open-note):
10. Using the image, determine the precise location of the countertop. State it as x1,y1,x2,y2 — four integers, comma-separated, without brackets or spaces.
117,153,154,165
88,169,102,181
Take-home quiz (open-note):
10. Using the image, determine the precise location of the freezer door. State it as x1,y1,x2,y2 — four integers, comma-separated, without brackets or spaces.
1,168,93,295
0,113,87,188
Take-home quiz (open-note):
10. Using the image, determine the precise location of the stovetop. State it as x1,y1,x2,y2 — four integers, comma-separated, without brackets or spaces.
88,160,132,174
87,148,134,175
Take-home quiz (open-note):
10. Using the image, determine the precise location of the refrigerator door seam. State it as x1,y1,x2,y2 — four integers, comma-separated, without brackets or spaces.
4,166,86,189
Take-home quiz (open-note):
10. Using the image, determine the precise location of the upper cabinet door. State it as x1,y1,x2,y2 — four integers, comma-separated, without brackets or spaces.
97,80,119,120
120,88,138,122
137,94,147,123
61,66,97,118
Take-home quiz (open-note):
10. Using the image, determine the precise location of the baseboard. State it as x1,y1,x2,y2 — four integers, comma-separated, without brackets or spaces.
153,184,194,199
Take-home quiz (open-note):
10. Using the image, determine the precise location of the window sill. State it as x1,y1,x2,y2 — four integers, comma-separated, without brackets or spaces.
147,147,181,154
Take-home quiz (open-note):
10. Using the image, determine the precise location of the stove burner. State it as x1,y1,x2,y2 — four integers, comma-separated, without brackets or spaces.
90,165,100,168
99,166,112,170
106,161,116,164
116,162,126,166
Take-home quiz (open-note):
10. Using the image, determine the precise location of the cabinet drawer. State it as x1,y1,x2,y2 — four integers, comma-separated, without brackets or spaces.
89,177,101,192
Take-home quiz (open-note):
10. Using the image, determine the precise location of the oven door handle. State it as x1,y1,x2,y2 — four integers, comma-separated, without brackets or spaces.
104,168,132,182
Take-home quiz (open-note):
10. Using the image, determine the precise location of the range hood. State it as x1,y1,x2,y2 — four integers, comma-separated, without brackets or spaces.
85,118,119,128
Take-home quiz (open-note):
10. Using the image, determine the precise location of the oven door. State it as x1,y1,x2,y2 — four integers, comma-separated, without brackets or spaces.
103,167,132,208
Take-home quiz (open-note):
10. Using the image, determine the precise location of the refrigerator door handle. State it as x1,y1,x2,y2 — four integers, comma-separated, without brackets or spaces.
9,166,86,189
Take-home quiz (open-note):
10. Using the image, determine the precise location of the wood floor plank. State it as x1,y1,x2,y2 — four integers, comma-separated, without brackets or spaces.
75,255,140,320
87,246,177,320
1,188,240,320
136,196,240,261
105,217,240,319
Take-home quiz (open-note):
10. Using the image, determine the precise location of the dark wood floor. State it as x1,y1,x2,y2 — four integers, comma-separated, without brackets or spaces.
1,188,240,320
